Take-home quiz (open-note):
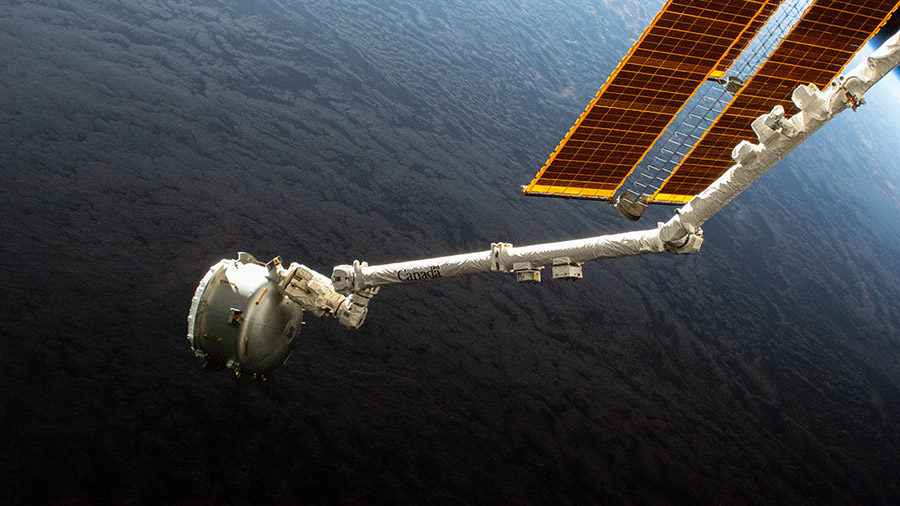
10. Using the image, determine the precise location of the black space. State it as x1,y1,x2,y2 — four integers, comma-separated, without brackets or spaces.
875,7,900,45
3,1,900,505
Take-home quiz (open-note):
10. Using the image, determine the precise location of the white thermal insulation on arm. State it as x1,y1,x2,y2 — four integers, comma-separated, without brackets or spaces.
359,251,494,286
357,229,665,287
860,30,900,86
504,229,665,266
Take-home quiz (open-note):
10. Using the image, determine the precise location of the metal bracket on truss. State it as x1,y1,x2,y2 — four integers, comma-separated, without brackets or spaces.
613,192,651,221
834,75,868,111
708,75,746,94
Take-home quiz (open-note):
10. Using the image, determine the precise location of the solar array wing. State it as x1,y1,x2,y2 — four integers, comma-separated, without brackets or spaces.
523,0,780,199
712,0,784,76
653,0,900,203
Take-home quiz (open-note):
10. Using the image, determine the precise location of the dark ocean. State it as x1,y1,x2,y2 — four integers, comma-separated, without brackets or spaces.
3,1,900,504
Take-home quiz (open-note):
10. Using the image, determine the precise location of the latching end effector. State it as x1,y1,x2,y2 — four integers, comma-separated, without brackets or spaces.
272,260,346,317
274,259,376,329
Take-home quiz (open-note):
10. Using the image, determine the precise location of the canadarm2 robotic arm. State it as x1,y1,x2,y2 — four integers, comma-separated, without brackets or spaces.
186,31,900,378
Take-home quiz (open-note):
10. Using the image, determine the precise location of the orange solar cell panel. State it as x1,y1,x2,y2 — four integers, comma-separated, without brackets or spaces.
713,0,784,75
524,0,777,199
653,0,900,203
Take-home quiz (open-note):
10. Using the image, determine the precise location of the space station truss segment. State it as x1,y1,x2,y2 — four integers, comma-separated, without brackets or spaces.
523,0,782,199
652,0,900,203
